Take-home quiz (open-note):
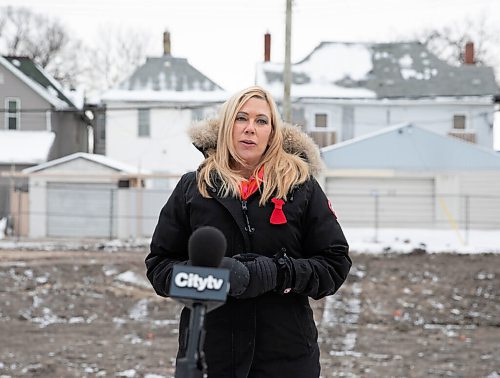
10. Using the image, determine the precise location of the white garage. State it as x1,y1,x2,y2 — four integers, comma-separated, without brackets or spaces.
23,153,141,238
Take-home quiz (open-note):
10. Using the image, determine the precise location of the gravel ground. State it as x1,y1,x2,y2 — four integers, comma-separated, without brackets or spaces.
0,249,499,377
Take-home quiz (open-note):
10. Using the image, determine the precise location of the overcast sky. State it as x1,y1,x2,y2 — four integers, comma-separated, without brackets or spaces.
1,0,499,92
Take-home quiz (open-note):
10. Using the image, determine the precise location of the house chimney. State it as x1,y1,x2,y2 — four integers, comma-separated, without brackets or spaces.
163,31,171,55
464,41,474,64
264,32,271,62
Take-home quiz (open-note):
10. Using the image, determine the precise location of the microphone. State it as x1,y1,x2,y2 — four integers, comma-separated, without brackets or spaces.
187,227,250,297
172,226,229,378
188,226,226,267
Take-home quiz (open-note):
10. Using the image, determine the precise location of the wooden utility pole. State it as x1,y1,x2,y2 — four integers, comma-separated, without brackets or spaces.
283,0,292,123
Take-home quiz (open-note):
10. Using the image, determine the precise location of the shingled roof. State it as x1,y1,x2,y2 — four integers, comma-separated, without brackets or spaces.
256,41,500,99
102,54,227,102
2,56,76,109
120,55,223,92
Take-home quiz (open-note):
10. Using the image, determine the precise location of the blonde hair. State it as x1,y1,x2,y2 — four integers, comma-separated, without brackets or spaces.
197,86,309,206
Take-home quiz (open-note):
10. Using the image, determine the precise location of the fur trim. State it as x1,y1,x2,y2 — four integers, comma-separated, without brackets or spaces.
282,123,323,176
188,119,323,176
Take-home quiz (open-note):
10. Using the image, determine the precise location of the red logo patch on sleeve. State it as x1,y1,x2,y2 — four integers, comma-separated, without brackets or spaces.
328,200,337,219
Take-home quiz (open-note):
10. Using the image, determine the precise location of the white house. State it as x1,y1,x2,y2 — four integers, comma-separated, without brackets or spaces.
101,32,228,176
320,123,500,230
256,40,500,149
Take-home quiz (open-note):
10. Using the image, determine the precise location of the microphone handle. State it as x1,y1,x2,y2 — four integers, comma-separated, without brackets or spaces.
175,303,208,378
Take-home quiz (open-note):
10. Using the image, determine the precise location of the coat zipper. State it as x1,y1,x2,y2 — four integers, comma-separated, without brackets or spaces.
241,200,255,235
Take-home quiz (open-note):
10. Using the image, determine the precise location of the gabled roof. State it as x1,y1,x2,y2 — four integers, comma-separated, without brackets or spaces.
321,123,500,170
0,130,55,165
256,41,500,100
1,56,76,109
102,54,227,103
23,152,143,174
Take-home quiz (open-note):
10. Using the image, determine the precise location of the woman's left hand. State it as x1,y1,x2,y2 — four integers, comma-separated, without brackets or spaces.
233,254,278,299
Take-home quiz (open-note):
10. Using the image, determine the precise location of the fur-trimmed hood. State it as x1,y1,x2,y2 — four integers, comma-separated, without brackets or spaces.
188,118,323,176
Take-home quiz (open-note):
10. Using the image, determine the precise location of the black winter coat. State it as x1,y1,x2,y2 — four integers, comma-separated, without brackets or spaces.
146,119,350,378
146,172,351,378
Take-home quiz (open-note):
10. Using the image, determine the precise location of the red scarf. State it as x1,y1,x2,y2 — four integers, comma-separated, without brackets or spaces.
239,166,287,224
239,166,265,201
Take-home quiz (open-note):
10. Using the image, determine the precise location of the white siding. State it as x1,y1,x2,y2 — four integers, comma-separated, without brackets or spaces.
458,171,500,229
302,101,494,148
326,176,435,228
105,105,211,174
115,187,173,239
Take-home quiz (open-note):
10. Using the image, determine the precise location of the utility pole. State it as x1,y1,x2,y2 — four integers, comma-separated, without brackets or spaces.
283,0,292,123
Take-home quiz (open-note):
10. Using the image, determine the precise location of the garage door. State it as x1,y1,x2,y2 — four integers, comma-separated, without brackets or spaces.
47,182,116,238
325,177,434,228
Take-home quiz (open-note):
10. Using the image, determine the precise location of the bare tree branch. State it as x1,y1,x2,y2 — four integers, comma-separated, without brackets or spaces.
85,25,152,91
1,7,152,94
411,13,500,67
0,6,87,89
398,13,500,85
0,6,68,67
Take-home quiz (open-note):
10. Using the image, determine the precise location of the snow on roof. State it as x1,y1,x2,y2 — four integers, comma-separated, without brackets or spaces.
299,43,373,82
0,56,73,109
257,41,500,100
101,55,228,103
23,152,144,174
321,123,500,170
0,131,55,165
259,43,376,100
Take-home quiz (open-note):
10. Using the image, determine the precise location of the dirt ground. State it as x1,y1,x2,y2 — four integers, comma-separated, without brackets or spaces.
0,248,499,378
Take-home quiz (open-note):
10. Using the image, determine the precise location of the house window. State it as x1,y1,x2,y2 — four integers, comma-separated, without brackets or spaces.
118,179,130,188
97,111,106,140
315,113,328,128
5,98,20,130
453,115,466,130
138,108,150,137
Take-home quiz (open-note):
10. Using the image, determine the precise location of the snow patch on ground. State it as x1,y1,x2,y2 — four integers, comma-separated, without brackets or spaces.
1,228,499,255
0,238,151,252
129,299,149,321
115,271,151,289
342,228,500,254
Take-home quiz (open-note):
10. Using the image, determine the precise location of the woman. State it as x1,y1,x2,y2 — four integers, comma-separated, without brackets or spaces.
146,86,351,378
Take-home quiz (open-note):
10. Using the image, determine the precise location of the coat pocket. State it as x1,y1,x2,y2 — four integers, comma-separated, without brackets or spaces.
292,296,318,352
258,294,316,359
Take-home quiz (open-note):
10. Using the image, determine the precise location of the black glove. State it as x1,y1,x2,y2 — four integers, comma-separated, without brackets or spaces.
219,257,250,297
274,252,295,294
233,254,278,299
